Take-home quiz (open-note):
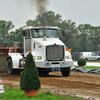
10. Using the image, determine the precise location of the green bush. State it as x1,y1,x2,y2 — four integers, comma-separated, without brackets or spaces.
77,58,86,66
20,52,41,91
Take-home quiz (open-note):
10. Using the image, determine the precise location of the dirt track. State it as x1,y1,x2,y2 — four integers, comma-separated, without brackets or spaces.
0,71,100,100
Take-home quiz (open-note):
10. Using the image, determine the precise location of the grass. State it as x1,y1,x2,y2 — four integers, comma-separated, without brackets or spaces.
86,60,100,62
74,65,100,69
83,66,100,69
0,87,82,100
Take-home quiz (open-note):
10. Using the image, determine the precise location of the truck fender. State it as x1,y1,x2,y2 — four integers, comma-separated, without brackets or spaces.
7,53,23,68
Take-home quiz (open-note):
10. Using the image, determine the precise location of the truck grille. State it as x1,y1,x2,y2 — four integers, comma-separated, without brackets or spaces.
46,45,64,61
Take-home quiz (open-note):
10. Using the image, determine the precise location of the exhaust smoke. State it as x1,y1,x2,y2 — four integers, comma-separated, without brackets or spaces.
29,0,49,17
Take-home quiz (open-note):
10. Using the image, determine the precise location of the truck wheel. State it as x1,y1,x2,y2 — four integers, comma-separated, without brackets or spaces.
61,67,70,77
97,58,100,61
7,58,14,75
85,58,88,61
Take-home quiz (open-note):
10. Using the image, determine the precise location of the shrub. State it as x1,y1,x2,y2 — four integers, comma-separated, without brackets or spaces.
20,52,41,91
77,58,86,66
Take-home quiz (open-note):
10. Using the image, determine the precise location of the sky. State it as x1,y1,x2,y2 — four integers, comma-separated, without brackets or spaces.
0,0,100,30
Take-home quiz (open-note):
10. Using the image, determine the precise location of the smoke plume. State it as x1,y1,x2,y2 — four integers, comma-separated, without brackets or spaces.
29,0,49,17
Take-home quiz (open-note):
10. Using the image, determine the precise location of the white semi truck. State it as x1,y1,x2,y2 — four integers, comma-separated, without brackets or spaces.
7,26,74,76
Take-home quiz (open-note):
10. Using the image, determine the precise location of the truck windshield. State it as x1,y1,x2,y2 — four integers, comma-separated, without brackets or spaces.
31,29,57,38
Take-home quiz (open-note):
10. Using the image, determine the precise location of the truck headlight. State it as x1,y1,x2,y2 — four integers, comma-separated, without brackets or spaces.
65,55,72,59
68,56,72,59
34,56,42,60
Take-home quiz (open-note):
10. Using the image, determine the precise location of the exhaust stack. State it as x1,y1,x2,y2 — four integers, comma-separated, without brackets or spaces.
43,35,47,41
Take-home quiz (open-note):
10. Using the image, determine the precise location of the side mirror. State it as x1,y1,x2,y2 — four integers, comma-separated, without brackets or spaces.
23,30,26,36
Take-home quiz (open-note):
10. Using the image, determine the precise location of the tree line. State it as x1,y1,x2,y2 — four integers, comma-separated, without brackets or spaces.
0,11,100,52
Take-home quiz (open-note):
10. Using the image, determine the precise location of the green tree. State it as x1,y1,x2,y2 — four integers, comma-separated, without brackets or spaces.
8,27,23,46
60,19,78,51
77,24,92,51
26,19,39,26
20,52,41,91
77,24,100,51
89,26,100,51
35,11,62,26
0,20,14,42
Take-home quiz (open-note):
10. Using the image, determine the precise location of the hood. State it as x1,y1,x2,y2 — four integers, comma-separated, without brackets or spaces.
33,38,65,46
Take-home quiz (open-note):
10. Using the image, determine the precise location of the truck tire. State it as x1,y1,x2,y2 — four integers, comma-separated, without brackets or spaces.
61,67,70,77
85,58,88,61
7,58,14,75
97,58,100,61
7,58,21,75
